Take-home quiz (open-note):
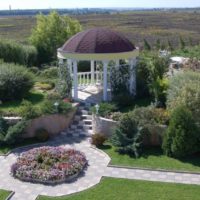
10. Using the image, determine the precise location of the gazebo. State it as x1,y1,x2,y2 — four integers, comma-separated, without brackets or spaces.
57,28,139,102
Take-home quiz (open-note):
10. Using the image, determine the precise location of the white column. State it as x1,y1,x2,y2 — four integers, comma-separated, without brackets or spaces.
103,60,108,101
91,60,95,84
67,59,72,75
59,58,63,65
129,58,137,96
116,60,120,69
73,60,78,100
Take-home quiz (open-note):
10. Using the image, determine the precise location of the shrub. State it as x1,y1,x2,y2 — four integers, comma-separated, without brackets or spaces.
110,112,122,121
46,92,62,101
35,82,55,91
35,128,49,142
162,106,200,158
40,99,72,115
132,106,169,126
91,133,107,146
0,63,34,101
111,112,142,158
56,64,72,98
167,71,200,127
148,55,169,106
110,65,131,103
19,100,40,119
91,103,117,118
39,67,58,79
0,40,37,67
4,120,28,144
0,117,8,143
113,93,134,107
136,57,151,98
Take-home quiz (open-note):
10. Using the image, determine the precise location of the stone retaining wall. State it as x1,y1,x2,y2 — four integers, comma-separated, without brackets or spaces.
92,114,118,137
92,114,167,146
22,108,77,138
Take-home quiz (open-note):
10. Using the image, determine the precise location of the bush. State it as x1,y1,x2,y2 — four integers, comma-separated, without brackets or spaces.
40,99,72,115
111,112,142,158
91,103,117,118
167,71,200,127
29,66,39,74
0,40,37,67
4,120,28,144
35,128,49,142
91,133,107,146
39,67,58,79
35,82,55,91
113,93,134,107
162,106,200,158
0,63,34,101
132,106,169,126
19,100,40,119
0,117,8,143
136,57,151,98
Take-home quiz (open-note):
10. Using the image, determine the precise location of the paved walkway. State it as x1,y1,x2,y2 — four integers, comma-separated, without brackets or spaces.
0,102,200,200
0,136,110,200
1,135,200,200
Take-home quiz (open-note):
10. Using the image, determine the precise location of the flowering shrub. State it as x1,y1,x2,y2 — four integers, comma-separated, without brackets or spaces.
11,147,87,184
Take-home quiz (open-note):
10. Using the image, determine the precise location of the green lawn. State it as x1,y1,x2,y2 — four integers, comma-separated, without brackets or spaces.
37,177,200,200
0,189,11,200
0,90,46,115
100,144,200,173
0,138,41,155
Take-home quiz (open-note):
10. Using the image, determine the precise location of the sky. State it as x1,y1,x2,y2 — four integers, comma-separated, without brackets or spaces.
0,0,200,10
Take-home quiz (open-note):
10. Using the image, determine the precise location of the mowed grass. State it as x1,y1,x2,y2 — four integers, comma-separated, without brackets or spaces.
100,144,200,173
37,177,200,200
0,189,11,200
0,90,46,115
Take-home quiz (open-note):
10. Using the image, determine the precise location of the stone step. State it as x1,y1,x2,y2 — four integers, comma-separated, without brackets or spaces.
76,110,89,115
81,114,92,120
77,124,92,130
83,119,92,125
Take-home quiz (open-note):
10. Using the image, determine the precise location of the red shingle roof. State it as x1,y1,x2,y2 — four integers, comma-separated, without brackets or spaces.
60,28,135,54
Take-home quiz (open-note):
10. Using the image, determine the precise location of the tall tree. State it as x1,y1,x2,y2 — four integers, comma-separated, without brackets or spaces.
30,11,82,65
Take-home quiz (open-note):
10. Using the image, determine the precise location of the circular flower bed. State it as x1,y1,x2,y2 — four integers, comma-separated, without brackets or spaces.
11,146,87,184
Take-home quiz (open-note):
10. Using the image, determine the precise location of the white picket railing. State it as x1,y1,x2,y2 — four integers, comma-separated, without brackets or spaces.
76,71,104,86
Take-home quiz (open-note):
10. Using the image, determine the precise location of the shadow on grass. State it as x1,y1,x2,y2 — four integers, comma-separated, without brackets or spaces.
0,91,45,111
100,144,200,170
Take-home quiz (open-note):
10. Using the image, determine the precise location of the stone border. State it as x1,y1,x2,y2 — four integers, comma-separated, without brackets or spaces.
13,166,87,185
5,191,15,200
108,164,200,175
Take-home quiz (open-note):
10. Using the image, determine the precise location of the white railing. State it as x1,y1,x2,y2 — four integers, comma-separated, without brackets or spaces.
76,71,104,86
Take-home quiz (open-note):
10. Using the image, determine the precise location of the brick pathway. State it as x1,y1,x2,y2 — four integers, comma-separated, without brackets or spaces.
0,103,200,200
0,136,110,200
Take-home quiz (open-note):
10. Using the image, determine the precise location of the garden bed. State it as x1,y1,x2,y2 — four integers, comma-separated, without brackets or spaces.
11,147,88,185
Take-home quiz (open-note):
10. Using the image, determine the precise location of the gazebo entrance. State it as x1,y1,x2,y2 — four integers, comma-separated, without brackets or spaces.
57,28,139,103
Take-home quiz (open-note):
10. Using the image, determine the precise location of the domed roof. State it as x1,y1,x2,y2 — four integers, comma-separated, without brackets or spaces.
59,28,135,54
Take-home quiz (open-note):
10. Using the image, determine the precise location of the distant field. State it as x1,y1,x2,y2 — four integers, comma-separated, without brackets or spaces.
0,11,200,47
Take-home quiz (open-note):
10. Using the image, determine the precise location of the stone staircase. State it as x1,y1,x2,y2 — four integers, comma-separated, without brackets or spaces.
62,102,94,137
